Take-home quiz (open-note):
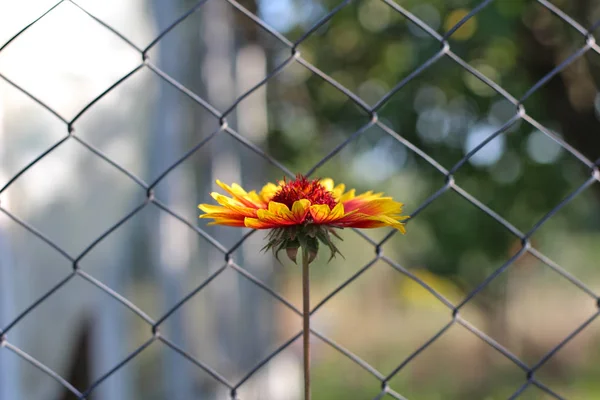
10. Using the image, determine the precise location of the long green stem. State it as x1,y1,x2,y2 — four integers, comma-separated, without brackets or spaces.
302,246,311,400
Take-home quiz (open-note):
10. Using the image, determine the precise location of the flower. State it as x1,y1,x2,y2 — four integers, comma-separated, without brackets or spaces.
198,175,408,263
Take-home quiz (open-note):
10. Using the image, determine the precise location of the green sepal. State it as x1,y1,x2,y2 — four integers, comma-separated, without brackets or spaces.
315,229,343,262
261,225,344,265
328,227,344,241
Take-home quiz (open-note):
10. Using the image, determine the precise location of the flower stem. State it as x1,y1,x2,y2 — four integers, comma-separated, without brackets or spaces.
302,245,311,400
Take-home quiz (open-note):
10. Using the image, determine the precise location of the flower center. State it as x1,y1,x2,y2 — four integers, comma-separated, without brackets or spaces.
271,175,337,209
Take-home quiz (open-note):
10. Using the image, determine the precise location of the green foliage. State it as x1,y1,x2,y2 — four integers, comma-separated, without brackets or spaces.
257,0,600,397
264,0,600,285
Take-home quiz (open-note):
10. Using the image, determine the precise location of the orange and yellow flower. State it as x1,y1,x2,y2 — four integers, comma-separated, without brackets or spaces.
198,175,408,233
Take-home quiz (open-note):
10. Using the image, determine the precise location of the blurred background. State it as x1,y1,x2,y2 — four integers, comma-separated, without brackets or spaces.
1,0,600,399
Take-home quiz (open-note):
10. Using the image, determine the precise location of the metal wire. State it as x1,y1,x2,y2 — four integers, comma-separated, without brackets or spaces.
0,0,599,399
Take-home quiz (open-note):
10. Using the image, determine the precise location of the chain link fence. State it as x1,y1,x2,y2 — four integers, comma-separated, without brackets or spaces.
1,0,600,399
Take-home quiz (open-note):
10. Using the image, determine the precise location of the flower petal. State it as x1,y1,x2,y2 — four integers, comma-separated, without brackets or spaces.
333,184,346,198
198,204,231,214
200,177,408,233
199,212,245,220
309,204,330,223
267,201,293,217
371,215,407,233
318,178,347,200
343,195,401,215
328,202,345,220
254,201,305,227
216,180,262,208
244,217,276,229
359,198,403,215
319,178,334,191
259,183,280,202
207,218,247,227
211,193,258,217
337,188,355,203
291,199,311,221
337,213,407,233
198,203,246,222
310,202,345,224
246,190,265,205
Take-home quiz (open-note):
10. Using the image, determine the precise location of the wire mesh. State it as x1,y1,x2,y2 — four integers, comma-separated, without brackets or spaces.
0,0,599,399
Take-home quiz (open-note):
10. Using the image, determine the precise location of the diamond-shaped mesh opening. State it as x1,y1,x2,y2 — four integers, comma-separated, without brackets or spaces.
231,59,372,172
312,260,452,374
1,138,146,255
159,266,302,383
0,1,141,120
453,117,593,233
459,253,598,366
74,67,221,183
386,322,525,399
297,0,440,100
375,55,521,171
145,0,292,114
383,189,520,283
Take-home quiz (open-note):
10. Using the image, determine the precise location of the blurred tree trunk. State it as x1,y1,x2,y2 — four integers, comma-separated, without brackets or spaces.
58,318,91,400
148,1,197,399
519,0,600,166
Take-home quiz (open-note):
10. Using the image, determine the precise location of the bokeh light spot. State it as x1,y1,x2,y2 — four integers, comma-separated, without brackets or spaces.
445,9,477,41
465,124,505,167
526,130,563,165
